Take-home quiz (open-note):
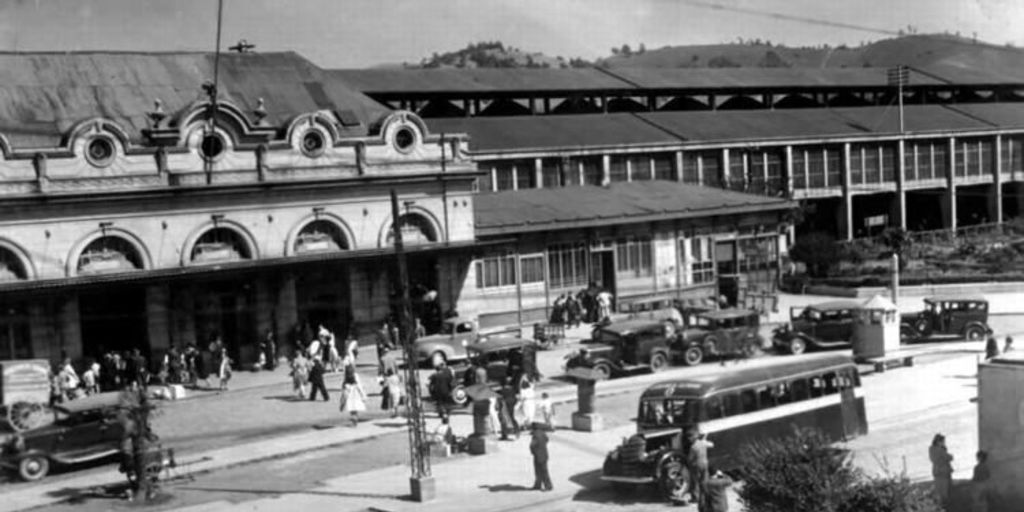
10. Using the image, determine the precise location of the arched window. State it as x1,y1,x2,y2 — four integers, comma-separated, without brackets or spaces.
191,228,252,263
77,236,144,275
0,248,28,281
385,214,437,246
295,220,348,254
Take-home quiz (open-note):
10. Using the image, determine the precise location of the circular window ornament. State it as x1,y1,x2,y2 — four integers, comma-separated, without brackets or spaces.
393,126,417,154
85,136,116,168
300,129,327,158
200,132,227,162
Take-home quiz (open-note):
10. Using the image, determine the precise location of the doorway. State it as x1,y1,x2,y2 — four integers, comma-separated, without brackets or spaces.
80,287,148,359
590,250,616,297
194,281,255,363
296,266,351,338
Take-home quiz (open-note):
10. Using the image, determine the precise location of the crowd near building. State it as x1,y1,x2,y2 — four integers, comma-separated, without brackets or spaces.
0,50,1021,369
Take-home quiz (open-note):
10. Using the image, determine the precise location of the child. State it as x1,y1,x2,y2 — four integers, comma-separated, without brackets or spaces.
340,358,367,426
218,349,232,391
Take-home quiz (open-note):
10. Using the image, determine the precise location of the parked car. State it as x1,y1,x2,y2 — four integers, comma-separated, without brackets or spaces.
609,295,717,332
0,393,173,482
413,317,481,367
900,296,992,342
564,320,675,380
772,300,861,355
674,309,764,366
449,337,540,407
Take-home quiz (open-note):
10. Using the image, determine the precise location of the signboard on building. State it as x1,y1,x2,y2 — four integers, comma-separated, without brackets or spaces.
1,359,51,405
864,215,888,228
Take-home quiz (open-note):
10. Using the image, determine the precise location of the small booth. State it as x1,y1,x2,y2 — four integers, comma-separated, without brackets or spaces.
978,352,1024,508
852,295,900,361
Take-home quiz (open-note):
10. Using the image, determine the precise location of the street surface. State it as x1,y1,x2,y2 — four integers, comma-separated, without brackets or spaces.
6,291,1024,512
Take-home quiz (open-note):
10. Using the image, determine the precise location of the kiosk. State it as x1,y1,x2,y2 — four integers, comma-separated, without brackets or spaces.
852,295,912,372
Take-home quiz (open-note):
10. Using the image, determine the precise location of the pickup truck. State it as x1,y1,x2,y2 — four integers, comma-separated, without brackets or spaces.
412,317,524,368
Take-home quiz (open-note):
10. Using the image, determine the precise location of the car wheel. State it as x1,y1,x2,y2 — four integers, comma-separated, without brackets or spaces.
900,324,919,344
649,352,669,373
592,362,612,381
683,346,704,366
18,455,49,482
451,385,469,407
658,452,690,502
789,337,807,355
964,325,986,341
914,319,931,337
430,351,447,368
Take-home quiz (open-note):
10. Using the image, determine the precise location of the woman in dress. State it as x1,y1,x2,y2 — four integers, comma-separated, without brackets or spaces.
340,357,367,426
516,378,537,431
327,334,341,373
217,348,232,391
291,351,310,398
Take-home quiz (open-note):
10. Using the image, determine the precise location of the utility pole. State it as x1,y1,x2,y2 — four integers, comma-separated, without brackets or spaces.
390,189,434,502
887,65,909,133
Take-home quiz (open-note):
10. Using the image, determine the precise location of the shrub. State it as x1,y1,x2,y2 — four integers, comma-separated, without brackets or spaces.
839,475,940,512
790,232,842,278
736,428,860,512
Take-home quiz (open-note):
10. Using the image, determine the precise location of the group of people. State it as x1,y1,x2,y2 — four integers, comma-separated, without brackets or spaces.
930,433,993,512
549,283,615,327
984,335,1014,360
289,325,368,426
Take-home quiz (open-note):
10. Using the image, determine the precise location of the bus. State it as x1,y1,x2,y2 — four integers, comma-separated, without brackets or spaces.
601,352,867,501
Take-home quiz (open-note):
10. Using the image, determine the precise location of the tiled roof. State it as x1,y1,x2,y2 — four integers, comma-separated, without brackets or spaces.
474,180,794,236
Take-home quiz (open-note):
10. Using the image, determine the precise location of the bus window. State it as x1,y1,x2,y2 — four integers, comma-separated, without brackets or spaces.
773,382,793,405
756,386,775,409
667,399,690,424
809,376,826,397
740,389,759,413
703,396,724,420
823,372,839,394
791,378,810,401
723,393,742,417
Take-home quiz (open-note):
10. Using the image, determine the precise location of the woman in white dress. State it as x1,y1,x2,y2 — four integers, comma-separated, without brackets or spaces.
516,378,537,430
327,334,341,373
340,357,367,426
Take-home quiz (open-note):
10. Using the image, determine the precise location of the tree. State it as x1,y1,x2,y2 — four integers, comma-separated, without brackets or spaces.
620,44,632,56
789,232,842,277
881,227,912,271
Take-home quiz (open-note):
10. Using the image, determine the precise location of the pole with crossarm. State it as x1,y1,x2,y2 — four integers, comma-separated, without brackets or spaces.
390,189,435,502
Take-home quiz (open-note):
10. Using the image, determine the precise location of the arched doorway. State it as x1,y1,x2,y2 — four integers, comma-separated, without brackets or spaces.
293,220,352,339
188,227,256,363
385,213,441,333
75,236,148,359
190,227,253,263
0,247,31,360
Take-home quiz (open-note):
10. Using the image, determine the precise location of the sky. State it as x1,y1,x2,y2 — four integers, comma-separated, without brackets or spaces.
0,0,1021,68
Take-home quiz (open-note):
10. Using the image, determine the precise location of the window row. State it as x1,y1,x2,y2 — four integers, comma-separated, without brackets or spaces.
615,237,653,277
954,138,995,178
475,254,545,289
703,369,859,420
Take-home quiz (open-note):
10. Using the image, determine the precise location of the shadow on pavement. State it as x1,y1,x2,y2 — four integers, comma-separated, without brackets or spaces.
478,483,534,492
176,485,404,500
568,469,666,506
262,395,306,402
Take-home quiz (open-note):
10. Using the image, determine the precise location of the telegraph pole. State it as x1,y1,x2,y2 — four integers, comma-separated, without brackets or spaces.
887,65,909,133
390,189,434,501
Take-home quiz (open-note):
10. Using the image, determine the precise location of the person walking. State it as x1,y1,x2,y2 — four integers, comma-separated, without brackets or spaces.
972,450,991,512
985,337,1000,360
217,348,232,391
264,329,277,371
428,362,455,421
81,361,100,395
308,358,330,401
529,423,553,491
291,351,311,399
498,380,519,440
596,289,613,323
1004,336,1014,354
687,429,714,505
537,392,556,430
326,334,341,373
58,358,81,400
700,469,733,512
340,358,367,426
930,433,954,509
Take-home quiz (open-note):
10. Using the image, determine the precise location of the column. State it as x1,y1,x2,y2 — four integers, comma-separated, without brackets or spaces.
601,154,611,186
28,301,54,361
944,137,958,230
675,151,684,182
992,135,1003,224
840,143,854,241
893,140,907,230
277,273,299,351
173,285,197,349
58,296,82,361
534,158,543,189
722,148,731,190
146,284,171,353
253,278,275,343
784,145,794,198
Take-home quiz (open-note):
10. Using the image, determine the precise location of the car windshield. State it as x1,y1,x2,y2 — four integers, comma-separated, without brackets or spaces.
593,330,623,344
691,317,713,328
800,309,822,321
639,398,697,427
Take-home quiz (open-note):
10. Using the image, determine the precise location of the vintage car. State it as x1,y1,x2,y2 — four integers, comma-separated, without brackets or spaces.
772,300,860,355
609,295,717,331
564,320,676,380
449,337,541,407
900,296,992,342
0,393,173,482
413,317,481,367
674,309,764,366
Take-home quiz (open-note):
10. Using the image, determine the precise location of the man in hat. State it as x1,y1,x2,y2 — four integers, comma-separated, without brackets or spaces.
687,428,714,505
529,423,553,491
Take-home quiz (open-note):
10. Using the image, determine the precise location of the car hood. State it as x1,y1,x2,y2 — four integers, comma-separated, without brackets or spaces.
679,327,709,340
414,334,451,346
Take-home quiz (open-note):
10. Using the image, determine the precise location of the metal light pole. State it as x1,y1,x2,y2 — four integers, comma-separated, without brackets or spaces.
390,189,435,501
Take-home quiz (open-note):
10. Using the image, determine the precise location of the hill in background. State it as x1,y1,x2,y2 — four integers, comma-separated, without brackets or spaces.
408,35,1024,77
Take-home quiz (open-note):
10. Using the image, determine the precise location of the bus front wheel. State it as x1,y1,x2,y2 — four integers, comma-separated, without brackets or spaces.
658,453,690,502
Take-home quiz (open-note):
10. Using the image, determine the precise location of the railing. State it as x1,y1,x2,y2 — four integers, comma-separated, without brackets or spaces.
838,222,1007,252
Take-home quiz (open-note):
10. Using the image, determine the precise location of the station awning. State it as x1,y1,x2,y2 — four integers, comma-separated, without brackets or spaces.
0,238,509,296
